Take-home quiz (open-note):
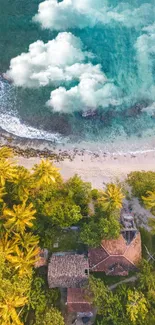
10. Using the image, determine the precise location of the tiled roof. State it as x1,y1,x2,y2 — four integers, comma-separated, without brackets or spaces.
88,246,108,269
48,254,89,288
89,233,141,275
101,235,127,255
67,288,93,313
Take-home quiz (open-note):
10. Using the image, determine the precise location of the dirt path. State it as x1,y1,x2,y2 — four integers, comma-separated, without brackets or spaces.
109,275,137,290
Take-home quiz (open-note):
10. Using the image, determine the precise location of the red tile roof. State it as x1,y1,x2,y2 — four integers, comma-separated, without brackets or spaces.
89,233,141,276
67,288,93,313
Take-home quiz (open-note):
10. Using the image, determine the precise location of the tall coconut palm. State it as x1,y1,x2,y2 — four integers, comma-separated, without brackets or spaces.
0,159,16,186
98,183,124,211
0,293,27,325
142,191,155,210
12,166,32,201
1,201,36,234
0,146,14,159
7,245,39,277
14,232,39,252
32,159,61,187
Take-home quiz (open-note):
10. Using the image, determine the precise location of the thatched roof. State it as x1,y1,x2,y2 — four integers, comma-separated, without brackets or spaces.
48,254,89,288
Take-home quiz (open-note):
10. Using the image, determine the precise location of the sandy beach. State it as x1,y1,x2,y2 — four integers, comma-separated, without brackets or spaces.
17,150,155,189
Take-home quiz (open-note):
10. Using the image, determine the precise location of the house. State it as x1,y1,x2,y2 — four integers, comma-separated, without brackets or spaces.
67,288,94,317
48,253,89,288
88,213,141,276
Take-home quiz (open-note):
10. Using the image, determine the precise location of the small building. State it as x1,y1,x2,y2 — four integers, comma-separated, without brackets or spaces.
89,214,141,276
67,288,94,318
48,254,89,288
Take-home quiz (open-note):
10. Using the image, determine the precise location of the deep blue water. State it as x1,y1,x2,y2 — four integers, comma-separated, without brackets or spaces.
0,0,155,151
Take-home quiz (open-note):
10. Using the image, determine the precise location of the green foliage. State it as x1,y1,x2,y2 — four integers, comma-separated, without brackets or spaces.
90,276,150,325
32,159,62,187
28,276,59,319
91,188,100,200
97,183,124,212
126,289,148,324
89,277,125,325
34,307,64,325
80,215,120,247
43,198,82,227
1,201,36,234
65,175,92,215
127,171,155,199
0,249,31,325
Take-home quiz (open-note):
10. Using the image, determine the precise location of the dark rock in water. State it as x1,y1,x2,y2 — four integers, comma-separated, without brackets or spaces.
81,109,97,118
100,109,117,124
125,102,149,117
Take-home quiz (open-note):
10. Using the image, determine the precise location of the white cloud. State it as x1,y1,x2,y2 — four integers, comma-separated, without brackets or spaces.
6,33,90,87
47,78,120,113
6,32,120,113
33,0,154,30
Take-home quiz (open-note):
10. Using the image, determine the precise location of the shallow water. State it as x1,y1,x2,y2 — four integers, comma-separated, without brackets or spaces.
0,0,155,152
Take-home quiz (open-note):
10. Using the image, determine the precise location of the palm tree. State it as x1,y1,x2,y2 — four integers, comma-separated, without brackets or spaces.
0,186,6,203
0,159,16,186
0,293,27,325
0,146,14,159
32,159,61,187
142,191,155,210
12,166,32,201
7,244,40,277
98,183,124,211
14,232,39,252
0,233,16,258
1,201,36,234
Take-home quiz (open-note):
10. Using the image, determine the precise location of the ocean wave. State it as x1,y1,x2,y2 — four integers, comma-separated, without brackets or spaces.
0,112,62,143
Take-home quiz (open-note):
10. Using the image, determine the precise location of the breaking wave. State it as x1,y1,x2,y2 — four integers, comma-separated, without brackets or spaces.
1,0,155,149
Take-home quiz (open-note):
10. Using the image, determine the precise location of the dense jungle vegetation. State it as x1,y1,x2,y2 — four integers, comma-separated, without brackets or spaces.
0,147,155,325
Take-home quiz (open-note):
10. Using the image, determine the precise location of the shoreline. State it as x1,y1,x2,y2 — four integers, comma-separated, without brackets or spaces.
1,131,155,188
17,151,155,189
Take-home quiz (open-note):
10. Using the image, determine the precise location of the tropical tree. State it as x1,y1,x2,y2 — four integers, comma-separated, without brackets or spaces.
13,232,39,252
0,293,27,325
32,159,62,187
65,175,91,215
89,277,125,323
0,146,14,159
138,260,155,292
126,289,148,324
11,166,32,201
0,186,6,203
0,233,17,258
6,245,39,277
98,183,124,211
1,201,36,234
80,215,120,247
127,171,155,199
34,307,65,325
142,191,155,210
43,198,82,227
0,159,16,186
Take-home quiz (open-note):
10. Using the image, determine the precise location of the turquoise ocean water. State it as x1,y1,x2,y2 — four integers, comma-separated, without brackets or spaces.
0,0,155,152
